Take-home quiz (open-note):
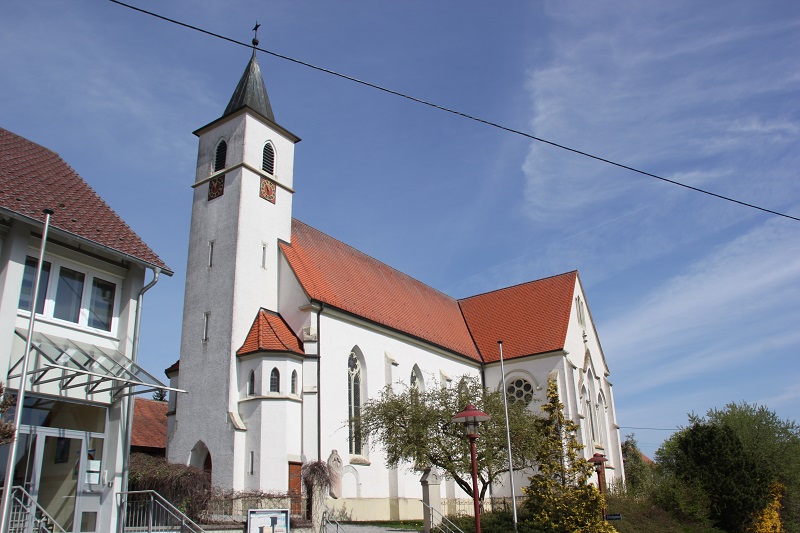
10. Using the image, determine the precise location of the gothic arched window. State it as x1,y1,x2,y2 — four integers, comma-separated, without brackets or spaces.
270,368,280,393
247,370,256,396
214,140,227,172
348,351,363,455
291,370,298,395
262,142,275,175
410,365,424,391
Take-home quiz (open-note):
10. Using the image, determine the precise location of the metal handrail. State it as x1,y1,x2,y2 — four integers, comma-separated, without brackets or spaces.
322,508,349,533
419,499,465,533
117,490,205,533
2,485,67,533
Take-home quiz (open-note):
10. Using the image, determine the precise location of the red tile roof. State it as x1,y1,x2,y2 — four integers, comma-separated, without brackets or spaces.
281,219,481,360
164,360,180,376
459,272,577,362
0,128,171,273
237,309,304,356
132,398,168,449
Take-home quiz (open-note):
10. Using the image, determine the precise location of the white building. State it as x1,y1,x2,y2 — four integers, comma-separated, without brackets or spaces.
166,48,623,521
0,127,173,532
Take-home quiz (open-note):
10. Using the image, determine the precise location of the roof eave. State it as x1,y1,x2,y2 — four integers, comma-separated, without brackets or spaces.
193,106,301,144
0,207,174,276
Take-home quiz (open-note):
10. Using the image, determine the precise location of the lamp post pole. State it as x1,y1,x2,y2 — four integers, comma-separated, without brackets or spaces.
452,404,491,533
468,432,480,533
589,453,608,521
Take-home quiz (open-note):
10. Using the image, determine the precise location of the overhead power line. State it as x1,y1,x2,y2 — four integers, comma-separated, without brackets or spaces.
109,0,800,223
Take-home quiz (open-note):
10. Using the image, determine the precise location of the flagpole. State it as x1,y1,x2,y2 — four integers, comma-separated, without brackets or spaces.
498,340,518,532
0,209,54,533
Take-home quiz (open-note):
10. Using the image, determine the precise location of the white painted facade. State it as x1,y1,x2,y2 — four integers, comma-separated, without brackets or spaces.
166,53,623,521
0,211,165,532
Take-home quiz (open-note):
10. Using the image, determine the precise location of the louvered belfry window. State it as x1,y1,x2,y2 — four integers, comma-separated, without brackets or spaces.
214,140,227,172
262,142,275,175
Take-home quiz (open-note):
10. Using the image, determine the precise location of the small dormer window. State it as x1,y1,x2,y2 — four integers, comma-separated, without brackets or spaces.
214,140,228,172
262,142,275,175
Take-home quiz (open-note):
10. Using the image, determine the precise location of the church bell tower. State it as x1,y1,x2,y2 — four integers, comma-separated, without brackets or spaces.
167,35,300,490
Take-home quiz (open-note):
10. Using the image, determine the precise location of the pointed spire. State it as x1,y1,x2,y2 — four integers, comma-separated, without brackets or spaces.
222,23,275,122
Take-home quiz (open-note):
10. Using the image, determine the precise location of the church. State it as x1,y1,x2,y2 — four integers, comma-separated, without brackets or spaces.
165,46,623,521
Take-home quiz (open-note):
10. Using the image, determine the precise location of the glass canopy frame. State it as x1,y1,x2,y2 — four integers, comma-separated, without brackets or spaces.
8,329,184,402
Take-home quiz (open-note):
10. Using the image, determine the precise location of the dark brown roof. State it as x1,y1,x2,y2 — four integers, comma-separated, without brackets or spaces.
224,51,275,123
0,128,171,273
132,398,168,449
237,309,304,356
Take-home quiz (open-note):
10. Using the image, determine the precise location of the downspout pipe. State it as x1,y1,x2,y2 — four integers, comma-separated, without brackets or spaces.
317,303,323,461
118,267,160,531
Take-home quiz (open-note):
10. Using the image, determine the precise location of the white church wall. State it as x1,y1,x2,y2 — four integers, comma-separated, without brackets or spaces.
316,310,480,519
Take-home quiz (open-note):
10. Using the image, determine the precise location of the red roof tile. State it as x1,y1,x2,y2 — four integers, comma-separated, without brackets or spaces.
281,220,481,360
459,271,577,362
131,398,168,449
237,309,305,356
0,128,171,273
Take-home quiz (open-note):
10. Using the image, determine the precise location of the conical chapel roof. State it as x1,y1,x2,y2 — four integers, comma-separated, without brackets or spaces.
223,50,275,122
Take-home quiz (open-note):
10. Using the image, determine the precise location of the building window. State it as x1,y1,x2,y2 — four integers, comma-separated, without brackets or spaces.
247,370,256,396
18,256,51,314
208,241,214,268
410,365,423,391
202,312,210,342
291,370,298,395
249,451,255,475
270,368,280,393
214,140,227,172
261,243,267,269
54,267,85,323
348,351,363,455
262,142,275,175
88,278,116,331
18,255,119,333
506,377,534,406
576,296,586,328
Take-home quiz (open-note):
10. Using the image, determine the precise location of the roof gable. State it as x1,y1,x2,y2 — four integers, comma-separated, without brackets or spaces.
238,309,305,356
0,128,170,273
281,219,481,360
459,271,577,362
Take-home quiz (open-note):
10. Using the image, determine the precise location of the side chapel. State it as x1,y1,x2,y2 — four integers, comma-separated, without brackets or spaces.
166,46,623,521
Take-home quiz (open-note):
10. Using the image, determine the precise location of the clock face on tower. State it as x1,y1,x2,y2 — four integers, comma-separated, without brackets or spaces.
259,177,276,204
208,176,225,200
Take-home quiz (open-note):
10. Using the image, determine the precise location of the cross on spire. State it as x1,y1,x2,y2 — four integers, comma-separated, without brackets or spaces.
252,21,261,47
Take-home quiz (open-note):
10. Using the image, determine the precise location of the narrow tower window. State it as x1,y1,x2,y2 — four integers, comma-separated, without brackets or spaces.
270,368,280,393
214,140,227,172
208,241,214,268
249,451,255,475
261,243,267,269
291,370,298,395
247,370,256,396
262,142,275,175
202,312,210,342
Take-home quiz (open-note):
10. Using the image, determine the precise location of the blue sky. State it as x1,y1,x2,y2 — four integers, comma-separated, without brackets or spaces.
2,1,799,458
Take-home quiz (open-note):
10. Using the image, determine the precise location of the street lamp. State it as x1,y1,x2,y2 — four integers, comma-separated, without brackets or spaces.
588,453,608,521
452,404,491,533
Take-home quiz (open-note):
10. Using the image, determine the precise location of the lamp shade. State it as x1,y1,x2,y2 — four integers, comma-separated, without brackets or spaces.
452,404,491,436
